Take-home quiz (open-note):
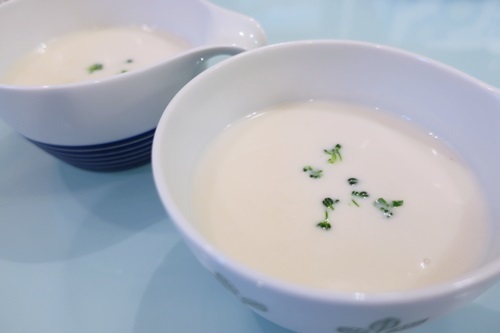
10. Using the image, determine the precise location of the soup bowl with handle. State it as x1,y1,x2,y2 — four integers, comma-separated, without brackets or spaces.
0,0,266,171
152,40,500,332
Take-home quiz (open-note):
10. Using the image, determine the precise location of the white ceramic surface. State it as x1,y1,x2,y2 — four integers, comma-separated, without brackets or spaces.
2,1,500,332
0,0,266,146
152,40,500,333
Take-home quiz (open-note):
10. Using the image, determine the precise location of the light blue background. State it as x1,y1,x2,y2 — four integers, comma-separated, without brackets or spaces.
1,1,499,332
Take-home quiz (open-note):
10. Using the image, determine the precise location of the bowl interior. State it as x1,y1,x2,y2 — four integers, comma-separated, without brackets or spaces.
0,0,214,76
153,41,500,280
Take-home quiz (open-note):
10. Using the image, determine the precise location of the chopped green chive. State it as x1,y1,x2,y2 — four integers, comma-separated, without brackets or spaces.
87,63,103,74
305,145,405,228
374,198,404,218
303,165,323,179
322,197,339,210
351,190,369,207
352,191,369,198
392,200,404,207
316,210,332,230
348,177,358,186
324,144,342,164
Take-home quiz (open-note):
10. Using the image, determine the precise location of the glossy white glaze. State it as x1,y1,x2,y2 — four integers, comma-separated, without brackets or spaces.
0,0,266,146
153,41,500,333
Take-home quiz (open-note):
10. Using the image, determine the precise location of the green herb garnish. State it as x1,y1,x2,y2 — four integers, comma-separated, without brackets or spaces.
392,200,404,207
303,165,323,179
316,210,332,230
373,198,404,218
348,177,358,186
324,144,342,164
87,63,103,74
351,190,369,207
322,197,339,210
352,191,369,198
316,198,338,230
305,143,406,228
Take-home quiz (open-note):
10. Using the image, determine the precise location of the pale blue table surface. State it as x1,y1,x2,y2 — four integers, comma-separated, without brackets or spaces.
1,1,499,332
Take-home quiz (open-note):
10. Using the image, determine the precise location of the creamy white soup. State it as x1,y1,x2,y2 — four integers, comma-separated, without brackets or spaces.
3,26,190,86
193,100,490,293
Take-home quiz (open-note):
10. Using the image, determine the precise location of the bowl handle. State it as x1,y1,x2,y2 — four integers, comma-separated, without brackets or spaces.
203,1,267,51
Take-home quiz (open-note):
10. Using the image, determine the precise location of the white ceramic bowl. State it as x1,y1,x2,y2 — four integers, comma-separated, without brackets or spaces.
152,40,500,332
0,0,266,171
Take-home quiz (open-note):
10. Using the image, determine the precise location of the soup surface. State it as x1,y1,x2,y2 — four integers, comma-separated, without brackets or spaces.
193,100,490,293
3,25,190,86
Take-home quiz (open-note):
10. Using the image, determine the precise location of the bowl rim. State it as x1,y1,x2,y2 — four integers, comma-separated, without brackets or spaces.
152,39,500,305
